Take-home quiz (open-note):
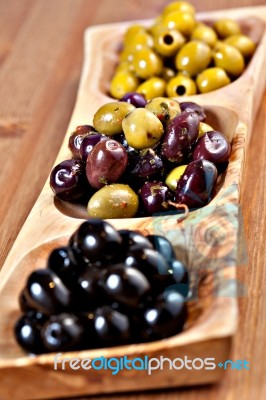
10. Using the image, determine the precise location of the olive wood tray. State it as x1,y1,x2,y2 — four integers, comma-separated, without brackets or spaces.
0,6,266,400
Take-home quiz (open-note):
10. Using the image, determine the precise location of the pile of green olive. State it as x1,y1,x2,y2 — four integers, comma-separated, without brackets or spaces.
109,1,256,99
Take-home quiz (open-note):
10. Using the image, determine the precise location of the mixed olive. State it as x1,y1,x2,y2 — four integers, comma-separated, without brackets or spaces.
15,219,189,354
50,96,231,219
109,1,256,99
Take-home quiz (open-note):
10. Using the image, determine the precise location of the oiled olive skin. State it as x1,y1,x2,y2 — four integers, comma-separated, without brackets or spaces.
137,77,166,100
166,74,197,97
175,40,211,76
165,164,187,190
161,111,200,163
225,34,256,58
86,139,128,189
50,159,88,202
196,67,230,93
120,92,147,108
25,269,72,315
153,28,185,57
88,184,139,219
213,43,244,77
162,1,195,17
132,48,163,79
191,23,217,48
93,102,135,136
162,10,196,36
141,290,187,339
68,125,94,158
139,181,172,215
213,18,241,39
145,97,181,125
110,71,139,99
198,122,214,138
175,159,217,208
179,101,206,121
122,108,164,150
192,131,231,165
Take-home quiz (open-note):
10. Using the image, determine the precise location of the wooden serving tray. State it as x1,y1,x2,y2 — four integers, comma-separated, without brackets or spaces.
0,6,266,400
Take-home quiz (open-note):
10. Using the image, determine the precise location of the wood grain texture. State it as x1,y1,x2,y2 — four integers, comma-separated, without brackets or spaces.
0,1,266,399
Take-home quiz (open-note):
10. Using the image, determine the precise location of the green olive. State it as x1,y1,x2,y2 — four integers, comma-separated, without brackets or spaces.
198,122,214,138
119,45,142,63
124,25,147,46
149,20,164,37
87,184,139,219
124,31,154,49
196,67,230,93
175,40,212,76
213,18,241,39
153,28,185,57
161,66,176,81
162,10,196,36
122,108,164,149
145,97,181,125
110,71,139,99
191,23,218,48
213,43,245,77
162,1,195,16
115,61,134,73
93,102,135,135
224,34,256,58
166,74,197,96
166,165,187,190
137,77,166,100
132,48,163,79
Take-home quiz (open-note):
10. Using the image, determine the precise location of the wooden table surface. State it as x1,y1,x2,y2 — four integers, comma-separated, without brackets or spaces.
0,0,266,399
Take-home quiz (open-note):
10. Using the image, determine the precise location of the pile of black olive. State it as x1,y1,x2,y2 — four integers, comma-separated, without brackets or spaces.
15,219,189,354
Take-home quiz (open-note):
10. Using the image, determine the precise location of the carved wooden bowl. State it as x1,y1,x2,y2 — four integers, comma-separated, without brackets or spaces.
0,6,266,400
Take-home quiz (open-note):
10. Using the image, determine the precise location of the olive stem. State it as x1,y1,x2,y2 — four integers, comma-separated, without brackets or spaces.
167,201,189,223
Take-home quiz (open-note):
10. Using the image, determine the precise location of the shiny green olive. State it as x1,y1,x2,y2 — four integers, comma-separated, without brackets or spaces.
196,67,231,93
145,97,181,125
162,1,195,16
198,122,215,138
137,77,166,100
115,61,134,73
124,25,147,46
161,67,176,82
149,19,164,37
175,41,212,76
132,48,163,79
122,108,164,149
119,45,142,63
124,31,154,49
213,43,245,77
110,71,139,99
213,18,241,39
224,34,256,58
87,184,139,219
213,40,227,51
165,165,187,190
166,74,197,96
119,41,153,63
93,102,135,135
153,28,185,57
191,23,218,48
162,10,196,36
